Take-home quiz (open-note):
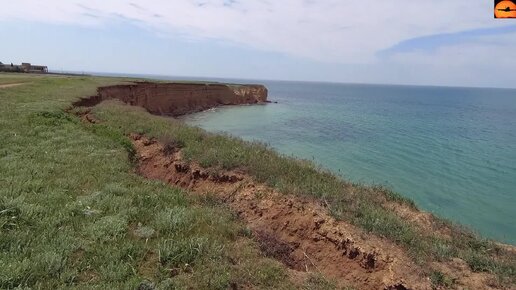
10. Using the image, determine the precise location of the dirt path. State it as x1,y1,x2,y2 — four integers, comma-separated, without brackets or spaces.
0,83,26,89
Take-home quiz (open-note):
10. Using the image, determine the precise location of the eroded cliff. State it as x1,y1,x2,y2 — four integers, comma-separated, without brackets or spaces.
74,82,268,116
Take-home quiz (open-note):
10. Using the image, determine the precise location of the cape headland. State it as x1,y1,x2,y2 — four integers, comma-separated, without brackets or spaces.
73,82,268,116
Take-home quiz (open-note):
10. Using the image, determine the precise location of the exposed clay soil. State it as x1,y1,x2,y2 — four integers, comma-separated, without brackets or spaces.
72,82,268,117
129,134,510,290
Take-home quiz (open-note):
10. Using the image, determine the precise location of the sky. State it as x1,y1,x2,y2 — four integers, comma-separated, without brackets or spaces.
1,0,516,88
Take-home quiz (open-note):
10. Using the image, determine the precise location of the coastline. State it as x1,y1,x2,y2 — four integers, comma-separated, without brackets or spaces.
84,80,516,247
1,73,514,289
180,79,516,246
81,80,515,285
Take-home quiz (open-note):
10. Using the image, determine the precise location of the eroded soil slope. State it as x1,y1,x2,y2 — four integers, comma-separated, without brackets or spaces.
73,82,267,116
129,134,509,290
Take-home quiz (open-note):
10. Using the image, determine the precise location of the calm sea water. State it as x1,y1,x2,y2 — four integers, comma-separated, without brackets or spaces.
173,78,516,244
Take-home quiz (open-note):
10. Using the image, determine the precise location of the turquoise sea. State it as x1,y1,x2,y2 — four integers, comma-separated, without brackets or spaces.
174,78,516,245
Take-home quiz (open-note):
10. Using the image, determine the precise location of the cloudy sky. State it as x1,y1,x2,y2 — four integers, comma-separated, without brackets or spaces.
2,1,516,87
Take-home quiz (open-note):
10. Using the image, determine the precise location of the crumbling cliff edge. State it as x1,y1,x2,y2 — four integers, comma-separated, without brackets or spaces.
73,82,268,117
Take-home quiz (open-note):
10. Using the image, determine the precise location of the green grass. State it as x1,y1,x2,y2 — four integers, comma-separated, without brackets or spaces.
0,74,338,289
430,271,454,289
0,73,40,85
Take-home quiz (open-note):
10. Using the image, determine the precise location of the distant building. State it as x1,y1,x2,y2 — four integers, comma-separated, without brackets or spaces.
21,62,48,73
0,62,48,73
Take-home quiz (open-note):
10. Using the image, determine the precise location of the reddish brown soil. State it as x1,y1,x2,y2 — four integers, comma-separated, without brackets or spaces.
72,82,267,116
131,134,433,289
130,134,511,290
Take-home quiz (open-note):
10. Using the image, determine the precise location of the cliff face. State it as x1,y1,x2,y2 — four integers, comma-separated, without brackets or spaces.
93,82,268,116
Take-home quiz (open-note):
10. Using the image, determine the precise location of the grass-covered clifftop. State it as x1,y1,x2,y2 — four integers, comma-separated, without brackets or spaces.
0,74,308,289
1,73,514,289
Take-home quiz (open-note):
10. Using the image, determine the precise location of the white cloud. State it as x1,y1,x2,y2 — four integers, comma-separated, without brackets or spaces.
383,33,516,87
2,0,508,63
4,0,515,87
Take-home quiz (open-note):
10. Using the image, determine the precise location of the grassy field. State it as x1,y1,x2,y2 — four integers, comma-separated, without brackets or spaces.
0,74,333,289
1,73,514,288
